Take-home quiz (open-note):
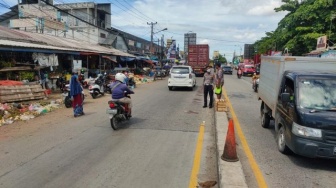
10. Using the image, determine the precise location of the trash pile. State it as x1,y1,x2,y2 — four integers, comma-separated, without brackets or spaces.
0,99,63,126
132,74,154,85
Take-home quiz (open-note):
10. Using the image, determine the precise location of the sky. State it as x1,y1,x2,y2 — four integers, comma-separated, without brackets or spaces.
0,0,288,62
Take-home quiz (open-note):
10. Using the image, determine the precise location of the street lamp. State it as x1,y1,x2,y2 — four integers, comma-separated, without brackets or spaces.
151,28,168,58
154,28,167,35
151,28,167,56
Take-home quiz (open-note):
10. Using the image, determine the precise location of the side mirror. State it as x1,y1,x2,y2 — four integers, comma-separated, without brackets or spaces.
281,93,290,103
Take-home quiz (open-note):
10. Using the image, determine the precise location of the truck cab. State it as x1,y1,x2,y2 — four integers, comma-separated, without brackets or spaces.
258,56,336,159
274,71,336,158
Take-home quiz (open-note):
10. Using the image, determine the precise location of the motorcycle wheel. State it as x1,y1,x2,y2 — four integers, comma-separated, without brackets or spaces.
110,116,118,130
64,96,72,108
91,93,97,99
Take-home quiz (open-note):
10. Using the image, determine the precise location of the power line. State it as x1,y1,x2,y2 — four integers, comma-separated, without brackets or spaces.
165,31,249,43
121,0,156,23
111,0,148,23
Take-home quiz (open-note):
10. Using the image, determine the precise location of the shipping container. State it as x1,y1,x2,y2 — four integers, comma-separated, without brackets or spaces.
187,44,209,77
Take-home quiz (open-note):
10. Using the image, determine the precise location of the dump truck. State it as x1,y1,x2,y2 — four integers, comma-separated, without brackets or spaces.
258,56,336,158
187,44,209,77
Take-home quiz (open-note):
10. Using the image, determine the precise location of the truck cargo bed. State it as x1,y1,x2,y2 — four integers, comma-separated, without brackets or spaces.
258,56,336,117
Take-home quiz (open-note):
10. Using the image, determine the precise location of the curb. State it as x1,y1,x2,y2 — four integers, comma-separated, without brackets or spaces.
215,111,248,188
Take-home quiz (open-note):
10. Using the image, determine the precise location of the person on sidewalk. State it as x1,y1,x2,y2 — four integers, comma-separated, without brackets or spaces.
70,73,84,117
215,62,224,99
203,66,215,108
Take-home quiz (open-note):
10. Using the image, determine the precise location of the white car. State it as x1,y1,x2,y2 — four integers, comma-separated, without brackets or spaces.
168,65,196,91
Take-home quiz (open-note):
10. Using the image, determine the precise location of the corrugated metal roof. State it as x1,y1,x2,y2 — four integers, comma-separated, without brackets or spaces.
0,26,135,57
0,39,78,51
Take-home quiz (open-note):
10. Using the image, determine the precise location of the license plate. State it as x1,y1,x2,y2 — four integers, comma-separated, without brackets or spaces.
333,146,336,155
106,109,117,114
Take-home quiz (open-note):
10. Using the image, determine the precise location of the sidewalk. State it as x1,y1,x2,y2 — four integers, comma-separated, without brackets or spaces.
215,105,248,187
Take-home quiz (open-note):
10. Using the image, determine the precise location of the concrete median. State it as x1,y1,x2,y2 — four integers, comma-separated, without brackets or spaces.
215,107,248,187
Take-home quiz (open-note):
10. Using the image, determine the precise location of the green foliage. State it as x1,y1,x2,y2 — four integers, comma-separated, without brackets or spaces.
20,71,35,81
254,0,336,56
0,61,15,69
217,54,227,64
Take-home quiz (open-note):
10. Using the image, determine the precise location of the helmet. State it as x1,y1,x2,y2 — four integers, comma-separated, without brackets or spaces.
215,62,221,68
115,73,126,83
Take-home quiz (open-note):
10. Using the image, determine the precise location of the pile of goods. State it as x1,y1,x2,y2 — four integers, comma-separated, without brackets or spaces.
0,99,62,126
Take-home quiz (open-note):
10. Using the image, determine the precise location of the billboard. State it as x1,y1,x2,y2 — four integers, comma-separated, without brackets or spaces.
316,36,327,51
167,40,176,59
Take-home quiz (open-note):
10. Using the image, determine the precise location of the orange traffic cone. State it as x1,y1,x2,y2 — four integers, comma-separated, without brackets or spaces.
221,119,239,162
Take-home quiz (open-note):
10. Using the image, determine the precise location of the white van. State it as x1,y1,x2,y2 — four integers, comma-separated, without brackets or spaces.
168,65,196,91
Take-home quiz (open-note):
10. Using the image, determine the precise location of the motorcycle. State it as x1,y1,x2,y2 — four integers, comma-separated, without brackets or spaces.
128,77,136,89
56,76,68,93
106,92,133,130
237,72,242,79
253,78,259,92
63,84,85,108
89,76,105,98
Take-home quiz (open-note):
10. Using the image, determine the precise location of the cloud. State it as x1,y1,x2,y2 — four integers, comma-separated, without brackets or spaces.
0,0,287,61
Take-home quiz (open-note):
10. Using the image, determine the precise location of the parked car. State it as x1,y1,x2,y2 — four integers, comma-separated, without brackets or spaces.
168,65,196,91
222,66,233,74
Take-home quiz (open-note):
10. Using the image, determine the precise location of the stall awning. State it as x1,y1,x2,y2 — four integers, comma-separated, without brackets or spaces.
102,55,117,63
144,59,154,65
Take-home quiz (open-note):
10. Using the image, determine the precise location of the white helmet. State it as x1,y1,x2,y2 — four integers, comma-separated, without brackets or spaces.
115,73,126,83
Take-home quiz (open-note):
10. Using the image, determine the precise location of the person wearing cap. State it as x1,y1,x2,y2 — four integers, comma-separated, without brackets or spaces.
203,66,215,108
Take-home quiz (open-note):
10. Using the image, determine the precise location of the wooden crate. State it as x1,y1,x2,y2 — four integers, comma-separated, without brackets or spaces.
0,84,45,103
216,99,227,112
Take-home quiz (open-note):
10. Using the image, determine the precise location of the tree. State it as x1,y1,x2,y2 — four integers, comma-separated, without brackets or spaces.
217,54,227,64
254,0,336,55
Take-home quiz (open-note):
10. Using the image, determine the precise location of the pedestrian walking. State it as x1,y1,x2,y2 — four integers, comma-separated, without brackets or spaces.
203,66,215,108
215,62,224,99
70,73,84,117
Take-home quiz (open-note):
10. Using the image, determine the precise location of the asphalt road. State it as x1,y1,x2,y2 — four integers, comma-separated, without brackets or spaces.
224,70,336,188
0,77,218,188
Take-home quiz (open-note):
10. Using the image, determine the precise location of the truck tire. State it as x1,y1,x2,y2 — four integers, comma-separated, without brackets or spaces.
277,126,291,154
260,102,271,128
261,112,270,128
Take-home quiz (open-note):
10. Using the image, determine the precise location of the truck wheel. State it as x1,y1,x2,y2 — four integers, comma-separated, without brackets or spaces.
261,112,270,128
168,86,173,91
277,126,291,154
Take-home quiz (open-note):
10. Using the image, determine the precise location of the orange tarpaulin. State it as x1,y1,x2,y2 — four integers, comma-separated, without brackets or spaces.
0,80,24,86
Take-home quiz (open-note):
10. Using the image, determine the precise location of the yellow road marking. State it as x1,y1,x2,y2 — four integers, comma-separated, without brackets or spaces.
222,88,268,188
189,121,205,188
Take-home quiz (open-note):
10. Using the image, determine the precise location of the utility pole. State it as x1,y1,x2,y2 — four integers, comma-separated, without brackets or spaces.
147,22,157,54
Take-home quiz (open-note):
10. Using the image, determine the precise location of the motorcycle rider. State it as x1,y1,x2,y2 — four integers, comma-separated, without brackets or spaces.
108,73,134,117
252,72,260,88
237,67,242,78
